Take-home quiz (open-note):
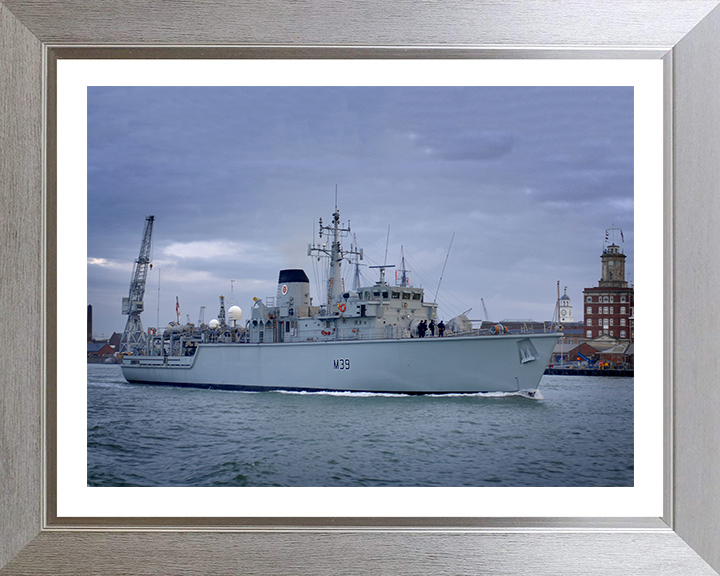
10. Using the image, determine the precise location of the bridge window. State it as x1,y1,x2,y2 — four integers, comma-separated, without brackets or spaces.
412,293,421,300
402,293,411,300
382,291,389,299
391,292,400,299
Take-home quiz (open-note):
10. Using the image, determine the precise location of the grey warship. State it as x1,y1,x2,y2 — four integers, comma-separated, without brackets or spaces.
120,208,560,394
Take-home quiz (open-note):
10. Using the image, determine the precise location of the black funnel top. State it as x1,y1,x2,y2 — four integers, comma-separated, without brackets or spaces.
278,269,309,284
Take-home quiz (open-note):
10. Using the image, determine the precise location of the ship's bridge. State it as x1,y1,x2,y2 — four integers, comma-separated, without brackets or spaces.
359,286,424,304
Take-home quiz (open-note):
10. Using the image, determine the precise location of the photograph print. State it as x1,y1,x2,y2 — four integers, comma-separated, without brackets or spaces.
87,85,634,488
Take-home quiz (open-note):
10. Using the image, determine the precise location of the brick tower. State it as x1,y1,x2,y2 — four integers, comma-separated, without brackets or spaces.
582,227,634,342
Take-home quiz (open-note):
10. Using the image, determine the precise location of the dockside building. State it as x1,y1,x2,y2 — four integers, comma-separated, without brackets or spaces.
583,242,634,342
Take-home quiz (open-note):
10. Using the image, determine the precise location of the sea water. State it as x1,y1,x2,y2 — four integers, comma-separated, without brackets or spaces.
87,364,633,487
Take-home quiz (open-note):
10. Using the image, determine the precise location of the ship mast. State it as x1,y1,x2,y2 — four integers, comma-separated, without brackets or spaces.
397,245,410,286
309,204,362,310
352,233,364,292
369,225,394,287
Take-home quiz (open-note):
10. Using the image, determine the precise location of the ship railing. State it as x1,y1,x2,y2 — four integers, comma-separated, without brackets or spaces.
440,328,483,337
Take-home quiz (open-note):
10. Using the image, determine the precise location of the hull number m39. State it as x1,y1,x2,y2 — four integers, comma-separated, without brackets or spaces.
333,359,351,370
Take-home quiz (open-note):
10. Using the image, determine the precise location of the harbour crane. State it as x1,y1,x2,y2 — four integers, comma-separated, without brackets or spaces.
218,295,227,327
481,298,490,322
120,215,154,354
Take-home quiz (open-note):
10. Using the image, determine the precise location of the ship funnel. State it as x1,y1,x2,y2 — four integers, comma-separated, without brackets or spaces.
277,269,310,315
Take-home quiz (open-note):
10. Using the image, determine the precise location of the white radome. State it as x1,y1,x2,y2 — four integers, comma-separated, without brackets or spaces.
208,319,220,329
228,305,243,321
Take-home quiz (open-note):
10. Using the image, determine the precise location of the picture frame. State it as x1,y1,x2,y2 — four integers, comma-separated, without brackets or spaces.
2,1,719,574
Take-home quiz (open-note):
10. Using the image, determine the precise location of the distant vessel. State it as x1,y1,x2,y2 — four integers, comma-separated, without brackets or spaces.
121,207,559,394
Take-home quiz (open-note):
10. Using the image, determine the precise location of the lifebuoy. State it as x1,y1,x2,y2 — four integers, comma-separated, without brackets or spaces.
148,328,156,335
338,303,346,312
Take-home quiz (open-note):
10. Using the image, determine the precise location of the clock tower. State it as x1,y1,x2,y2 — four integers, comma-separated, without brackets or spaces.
582,226,634,342
558,287,573,323
599,244,628,288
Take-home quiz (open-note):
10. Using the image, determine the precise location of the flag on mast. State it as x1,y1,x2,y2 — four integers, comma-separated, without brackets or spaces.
176,296,180,323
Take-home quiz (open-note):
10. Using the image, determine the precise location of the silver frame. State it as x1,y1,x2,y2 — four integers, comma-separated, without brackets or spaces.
2,2,720,574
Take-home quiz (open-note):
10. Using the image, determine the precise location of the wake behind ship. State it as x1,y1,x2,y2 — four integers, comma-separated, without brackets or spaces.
120,208,559,394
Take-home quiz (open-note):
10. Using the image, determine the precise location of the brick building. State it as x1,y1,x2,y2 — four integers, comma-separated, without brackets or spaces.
87,342,114,358
582,241,634,342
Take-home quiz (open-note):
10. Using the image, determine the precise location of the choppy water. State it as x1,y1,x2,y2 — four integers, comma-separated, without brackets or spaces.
87,364,633,487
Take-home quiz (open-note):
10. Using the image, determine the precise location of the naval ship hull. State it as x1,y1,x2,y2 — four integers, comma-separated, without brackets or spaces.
121,333,559,394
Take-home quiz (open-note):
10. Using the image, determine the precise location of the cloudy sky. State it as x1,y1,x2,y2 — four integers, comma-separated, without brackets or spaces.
87,86,633,339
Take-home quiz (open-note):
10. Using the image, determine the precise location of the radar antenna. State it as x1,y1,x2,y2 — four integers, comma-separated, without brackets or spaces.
120,215,155,354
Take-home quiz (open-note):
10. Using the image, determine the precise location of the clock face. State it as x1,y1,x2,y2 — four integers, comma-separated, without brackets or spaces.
561,309,567,317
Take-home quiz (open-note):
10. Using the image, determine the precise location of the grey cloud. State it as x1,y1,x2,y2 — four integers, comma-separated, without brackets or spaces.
87,85,634,337
415,131,516,161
